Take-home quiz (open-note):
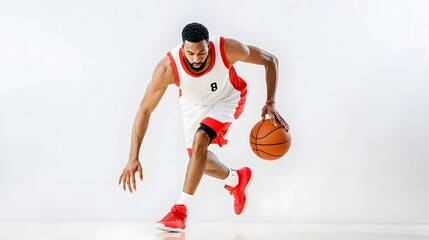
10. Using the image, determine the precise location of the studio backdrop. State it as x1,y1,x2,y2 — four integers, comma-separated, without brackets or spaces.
1,0,428,223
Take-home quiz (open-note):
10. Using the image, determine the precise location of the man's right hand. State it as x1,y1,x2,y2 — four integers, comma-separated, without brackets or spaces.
119,160,143,193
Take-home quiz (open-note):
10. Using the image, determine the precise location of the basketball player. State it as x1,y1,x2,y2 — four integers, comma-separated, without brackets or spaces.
119,22,289,232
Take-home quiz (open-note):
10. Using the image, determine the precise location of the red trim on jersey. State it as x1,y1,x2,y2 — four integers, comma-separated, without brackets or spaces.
220,37,231,69
179,41,216,78
187,148,192,157
201,117,232,148
228,67,247,119
167,52,180,87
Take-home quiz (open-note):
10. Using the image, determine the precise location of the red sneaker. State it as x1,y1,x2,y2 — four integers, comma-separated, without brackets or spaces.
224,167,252,215
155,204,187,232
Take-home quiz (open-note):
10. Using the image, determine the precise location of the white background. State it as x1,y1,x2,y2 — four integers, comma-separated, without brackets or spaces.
1,0,428,223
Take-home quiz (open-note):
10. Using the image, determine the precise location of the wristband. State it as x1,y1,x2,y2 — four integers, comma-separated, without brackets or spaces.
265,100,276,104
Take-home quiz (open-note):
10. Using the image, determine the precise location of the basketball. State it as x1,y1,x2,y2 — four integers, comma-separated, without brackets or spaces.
249,119,291,160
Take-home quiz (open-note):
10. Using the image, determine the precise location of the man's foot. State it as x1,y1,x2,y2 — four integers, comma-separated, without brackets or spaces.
155,204,187,232
224,167,252,215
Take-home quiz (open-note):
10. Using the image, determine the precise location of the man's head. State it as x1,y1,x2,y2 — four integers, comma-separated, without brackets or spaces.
181,22,210,72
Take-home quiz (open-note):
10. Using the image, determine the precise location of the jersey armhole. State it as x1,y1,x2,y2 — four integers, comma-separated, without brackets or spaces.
220,37,231,69
167,52,180,87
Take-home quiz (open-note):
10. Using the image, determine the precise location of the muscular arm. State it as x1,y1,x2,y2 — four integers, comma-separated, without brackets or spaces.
224,38,288,128
119,55,176,193
223,38,278,103
128,56,176,161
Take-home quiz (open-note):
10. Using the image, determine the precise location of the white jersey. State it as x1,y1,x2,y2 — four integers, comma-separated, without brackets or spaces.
167,36,247,150
167,36,241,105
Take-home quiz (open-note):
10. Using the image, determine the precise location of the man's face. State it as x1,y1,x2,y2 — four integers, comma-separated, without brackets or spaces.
182,40,209,72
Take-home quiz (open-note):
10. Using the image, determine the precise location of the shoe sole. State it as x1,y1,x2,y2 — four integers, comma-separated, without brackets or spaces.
154,223,185,232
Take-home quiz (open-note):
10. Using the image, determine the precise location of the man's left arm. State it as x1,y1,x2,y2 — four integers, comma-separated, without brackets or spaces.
223,38,289,129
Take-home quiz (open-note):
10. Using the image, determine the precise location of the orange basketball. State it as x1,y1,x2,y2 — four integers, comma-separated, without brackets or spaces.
249,119,291,160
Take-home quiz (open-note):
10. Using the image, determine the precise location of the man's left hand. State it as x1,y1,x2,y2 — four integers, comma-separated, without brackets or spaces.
261,103,290,131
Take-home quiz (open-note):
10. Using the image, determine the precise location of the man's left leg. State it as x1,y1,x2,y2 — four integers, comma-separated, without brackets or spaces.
204,150,252,215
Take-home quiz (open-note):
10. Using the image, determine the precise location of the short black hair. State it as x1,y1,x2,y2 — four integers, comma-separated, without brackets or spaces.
182,22,209,43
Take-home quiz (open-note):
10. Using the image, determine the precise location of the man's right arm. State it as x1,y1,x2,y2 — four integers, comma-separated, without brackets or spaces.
128,56,176,161
119,55,176,193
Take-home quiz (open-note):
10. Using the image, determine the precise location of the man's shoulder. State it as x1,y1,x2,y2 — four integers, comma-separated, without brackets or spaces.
222,38,249,65
153,55,176,86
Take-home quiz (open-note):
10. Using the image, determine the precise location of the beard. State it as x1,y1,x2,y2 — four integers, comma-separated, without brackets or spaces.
186,57,208,72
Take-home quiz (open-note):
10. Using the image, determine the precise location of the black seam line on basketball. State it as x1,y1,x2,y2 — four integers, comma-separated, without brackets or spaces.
252,149,283,157
249,140,290,146
251,125,284,139
252,119,269,140
254,120,267,158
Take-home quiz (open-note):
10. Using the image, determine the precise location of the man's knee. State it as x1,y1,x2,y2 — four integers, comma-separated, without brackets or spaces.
197,124,217,143
193,129,211,148
191,124,216,155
